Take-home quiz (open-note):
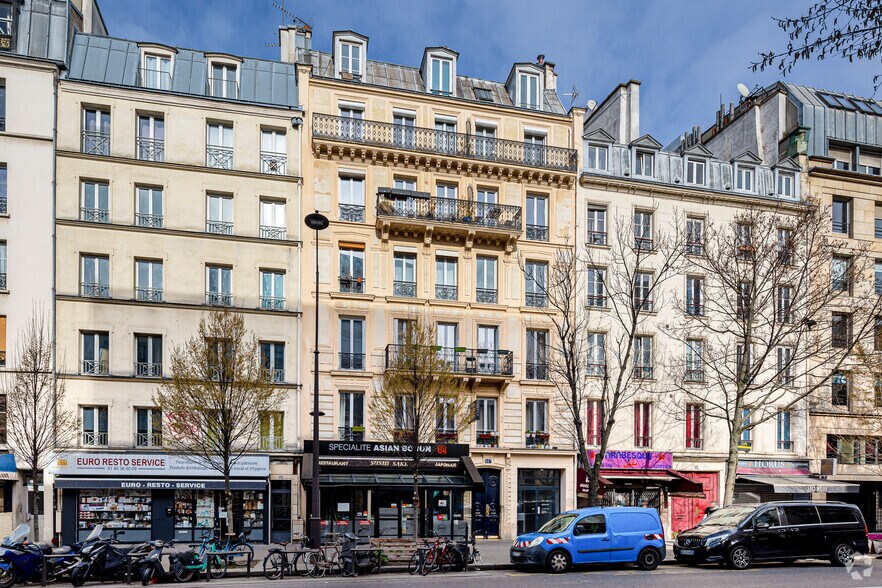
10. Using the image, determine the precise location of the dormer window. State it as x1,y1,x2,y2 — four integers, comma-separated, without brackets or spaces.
777,172,795,198
140,51,173,90
736,165,755,192
430,56,452,96
685,158,706,185
587,143,608,171
518,72,539,110
340,42,362,76
635,151,655,177
209,62,238,99
0,3,13,49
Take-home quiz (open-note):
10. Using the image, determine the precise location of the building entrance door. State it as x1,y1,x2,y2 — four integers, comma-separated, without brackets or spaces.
473,469,500,537
517,469,560,535
670,471,718,535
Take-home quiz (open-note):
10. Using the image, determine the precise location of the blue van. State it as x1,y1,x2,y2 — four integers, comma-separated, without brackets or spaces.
510,507,665,573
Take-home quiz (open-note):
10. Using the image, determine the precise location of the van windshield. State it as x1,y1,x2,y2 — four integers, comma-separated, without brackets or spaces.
698,505,756,527
538,514,577,534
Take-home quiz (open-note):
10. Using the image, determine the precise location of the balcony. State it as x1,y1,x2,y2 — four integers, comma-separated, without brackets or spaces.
0,198,6,214
686,303,704,316
0,273,6,290
525,292,547,308
135,213,163,228
136,137,164,162
260,151,287,175
82,130,110,156
525,431,550,449
339,352,366,371
260,225,287,240
135,362,162,378
476,288,497,304
476,431,499,448
393,280,416,298
634,237,653,251
586,363,606,377
634,436,652,448
525,362,548,380
339,275,365,294
81,282,109,298
435,284,458,301
587,294,606,308
138,68,171,90
260,296,285,310
686,438,703,449
206,220,233,235
82,431,108,446
135,287,163,302
385,344,514,378
206,145,233,169
260,436,284,451
375,188,522,238
339,203,366,223
633,366,654,380
526,224,549,242
685,369,705,383
81,359,108,375
81,207,109,223
135,432,162,447
265,368,285,383
587,231,607,246
206,291,232,306
436,429,458,442
339,426,365,441
313,112,578,172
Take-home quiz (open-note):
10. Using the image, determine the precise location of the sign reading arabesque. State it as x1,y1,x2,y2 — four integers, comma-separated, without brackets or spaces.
48,452,270,477
587,450,673,470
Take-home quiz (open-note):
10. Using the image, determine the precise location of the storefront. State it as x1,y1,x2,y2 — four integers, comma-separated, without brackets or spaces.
734,458,858,503
0,454,18,538
301,441,482,539
49,452,273,544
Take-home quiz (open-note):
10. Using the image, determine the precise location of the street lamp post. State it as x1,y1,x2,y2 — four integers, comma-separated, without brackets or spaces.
305,211,329,549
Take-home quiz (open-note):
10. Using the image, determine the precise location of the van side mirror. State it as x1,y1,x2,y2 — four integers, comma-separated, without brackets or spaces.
755,522,770,530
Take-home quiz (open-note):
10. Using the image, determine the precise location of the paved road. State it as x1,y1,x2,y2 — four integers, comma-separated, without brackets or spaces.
124,556,881,587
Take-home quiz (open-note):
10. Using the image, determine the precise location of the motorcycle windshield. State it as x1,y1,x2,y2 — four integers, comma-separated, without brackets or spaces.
85,524,104,542
4,524,29,545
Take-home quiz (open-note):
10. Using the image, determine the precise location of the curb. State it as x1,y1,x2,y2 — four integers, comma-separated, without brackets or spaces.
216,562,517,578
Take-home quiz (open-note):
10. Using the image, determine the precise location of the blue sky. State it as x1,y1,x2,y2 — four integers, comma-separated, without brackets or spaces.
100,0,881,143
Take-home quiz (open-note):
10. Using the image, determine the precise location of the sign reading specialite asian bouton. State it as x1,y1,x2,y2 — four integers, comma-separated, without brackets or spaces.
304,440,470,458
587,450,673,470
48,452,270,477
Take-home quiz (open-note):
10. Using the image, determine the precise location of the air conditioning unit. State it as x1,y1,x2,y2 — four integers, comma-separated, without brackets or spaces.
820,458,838,476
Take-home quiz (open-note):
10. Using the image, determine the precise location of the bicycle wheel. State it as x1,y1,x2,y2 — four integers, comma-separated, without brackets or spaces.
420,549,436,576
293,552,312,577
228,542,254,567
209,555,227,579
306,552,326,578
263,552,284,580
174,566,194,583
439,549,455,573
407,551,421,575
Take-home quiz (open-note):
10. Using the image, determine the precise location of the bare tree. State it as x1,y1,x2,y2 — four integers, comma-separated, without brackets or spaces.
520,211,685,505
2,309,77,540
369,316,473,538
752,0,882,88
153,310,285,535
665,202,882,504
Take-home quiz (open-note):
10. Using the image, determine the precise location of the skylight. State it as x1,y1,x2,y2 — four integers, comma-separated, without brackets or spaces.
817,91,882,115
474,87,493,102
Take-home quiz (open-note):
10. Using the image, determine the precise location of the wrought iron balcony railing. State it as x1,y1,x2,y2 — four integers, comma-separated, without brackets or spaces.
587,230,607,246
393,280,416,298
260,225,287,240
260,296,285,310
685,369,705,383
339,352,366,370
686,437,703,449
208,77,238,99
81,207,109,223
435,284,458,300
525,362,548,380
136,137,164,162
206,144,233,169
777,440,794,451
339,203,366,223
385,344,514,377
526,224,549,241
339,275,365,293
525,432,550,448
135,287,163,302
82,431,108,446
0,198,6,214
376,189,522,232
587,294,606,308
634,436,652,448
260,436,284,451
0,273,6,290
138,68,172,90
265,368,285,383
135,213,163,228
476,288,497,304
686,241,704,255
634,237,654,251
135,362,162,378
260,151,287,175
81,359,108,375
633,366,654,380
338,426,365,441
525,292,547,308
135,432,163,447
206,291,232,306
313,113,578,171
586,363,606,377
81,282,110,298
686,303,704,316
206,220,234,235
82,130,110,156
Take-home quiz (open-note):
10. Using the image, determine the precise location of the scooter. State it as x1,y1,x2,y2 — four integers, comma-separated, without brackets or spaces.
139,540,178,585
70,529,153,587
0,523,89,588
340,530,380,577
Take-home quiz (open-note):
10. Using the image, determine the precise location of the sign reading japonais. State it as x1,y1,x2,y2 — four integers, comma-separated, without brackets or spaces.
587,450,673,470
48,452,270,477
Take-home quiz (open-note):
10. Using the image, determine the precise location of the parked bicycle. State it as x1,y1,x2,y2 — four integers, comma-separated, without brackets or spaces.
215,527,254,567
263,534,313,579
305,535,344,578
173,532,227,581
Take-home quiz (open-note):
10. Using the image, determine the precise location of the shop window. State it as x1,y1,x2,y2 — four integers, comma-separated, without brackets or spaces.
270,480,292,543
78,489,151,536
241,490,265,536
175,490,215,543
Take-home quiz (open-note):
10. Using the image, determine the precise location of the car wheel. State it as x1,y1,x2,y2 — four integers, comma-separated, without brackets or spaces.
637,547,661,571
831,543,855,567
546,549,570,574
728,545,752,570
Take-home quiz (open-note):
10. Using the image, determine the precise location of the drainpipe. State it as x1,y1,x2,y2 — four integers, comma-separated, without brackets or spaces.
49,67,59,543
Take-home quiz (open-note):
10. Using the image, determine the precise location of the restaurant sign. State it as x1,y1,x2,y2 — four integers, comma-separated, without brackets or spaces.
304,440,469,458
588,450,673,470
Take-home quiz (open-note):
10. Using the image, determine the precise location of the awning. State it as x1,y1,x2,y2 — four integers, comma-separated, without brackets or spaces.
54,478,267,490
301,455,483,490
738,475,859,494
599,469,705,498
0,454,16,481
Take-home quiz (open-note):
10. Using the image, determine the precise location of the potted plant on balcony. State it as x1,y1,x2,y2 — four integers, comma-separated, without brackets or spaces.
436,430,458,442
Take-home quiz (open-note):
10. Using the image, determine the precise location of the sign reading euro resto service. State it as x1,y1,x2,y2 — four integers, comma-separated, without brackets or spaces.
48,452,270,477
587,450,673,470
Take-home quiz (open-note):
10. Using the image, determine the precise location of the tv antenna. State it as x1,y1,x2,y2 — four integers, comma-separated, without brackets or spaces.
562,84,580,109
266,0,310,48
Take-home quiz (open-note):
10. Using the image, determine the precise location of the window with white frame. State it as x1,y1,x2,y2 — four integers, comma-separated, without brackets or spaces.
82,108,110,155
136,114,164,162
209,62,237,98
634,150,655,177
634,210,653,250
135,407,162,446
634,402,651,447
777,346,794,385
435,255,457,300
777,171,795,197
437,398,456,434
338,175,365,222
525,329,548,380
633,336,653,379
395,395,414,431
206,193,233,234
740,408,752,443
135,259,163,302
474,124,496,158
135,335,162,378
523,132,546,166
587,206,607,245
475,398,497,435
587,333,605,376
339,391,365,440
393,111,416,147
777,411,792,450
736,165,755,192
81,180,109,223
587,144,608,171
587,268,606,307
393,252,417,297
259,411,284,450
206,265,232,306
261,342,285,383
260,269,285,310
518,71,540,109
339,245,365,293
82,406,108,446
340,317,365,370
777,285,793,323
81,332,109,376
525,400,547,433
633,272,653,312
340,42,362,76
81,254,109,298
339,105,364,140
142,54,172,90
0,3,12,38
685,157,706,185
206,122,233,169
524,261,547,307
260,129,286,174
136,186,163,228
259,199,285,239
526,194,548,241
429,56,453,95
686,217,704,255
476,256,497,303
685,339,703,382
434,117,457,155
686,275,703,315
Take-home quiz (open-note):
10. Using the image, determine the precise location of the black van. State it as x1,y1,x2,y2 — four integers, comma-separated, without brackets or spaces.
673,501,868,569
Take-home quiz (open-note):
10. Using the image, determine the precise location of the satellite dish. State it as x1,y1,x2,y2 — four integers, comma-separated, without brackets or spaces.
586,99,597,111
737,83,750,98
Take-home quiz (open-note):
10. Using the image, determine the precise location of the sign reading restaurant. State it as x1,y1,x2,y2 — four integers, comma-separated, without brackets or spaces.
48,452,270,477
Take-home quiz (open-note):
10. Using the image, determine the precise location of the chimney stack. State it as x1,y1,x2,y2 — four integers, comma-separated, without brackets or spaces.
537,54,545,65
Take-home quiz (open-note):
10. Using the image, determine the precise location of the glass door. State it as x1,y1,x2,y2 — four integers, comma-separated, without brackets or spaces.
477,325,498,374
436,323,458,367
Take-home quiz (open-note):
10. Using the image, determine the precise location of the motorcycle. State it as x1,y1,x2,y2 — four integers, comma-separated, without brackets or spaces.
139,540,178,586
340,531,380,577
69,529,153,587
0,523,87,588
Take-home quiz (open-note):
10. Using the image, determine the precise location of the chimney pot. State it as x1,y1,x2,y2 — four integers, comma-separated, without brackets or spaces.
537,54,545,65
